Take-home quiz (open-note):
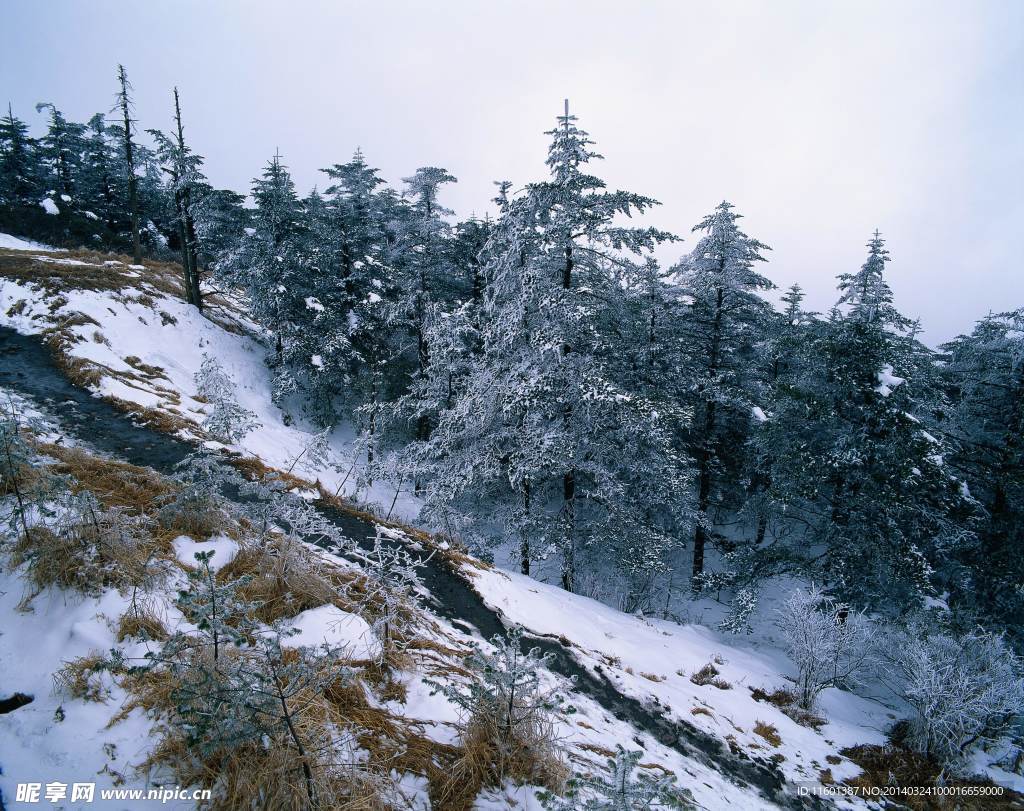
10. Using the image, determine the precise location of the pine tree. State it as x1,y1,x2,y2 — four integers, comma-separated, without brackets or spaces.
396,103,681,598
149,89,207,307
429,625,573,782
0,104,41,232
669,201,773,586
34,102,86,230
764,234,976,610
943,308,1024,634
78,113,122,243
194,353,260,443
219,151,310,404
541,746,690,809
837,230,911,329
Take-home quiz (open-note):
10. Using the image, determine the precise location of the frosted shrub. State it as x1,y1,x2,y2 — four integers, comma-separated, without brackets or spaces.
776,585,873,710
430,625,571,790
882,627,1024,769
194,353,259,443
540,746,691,809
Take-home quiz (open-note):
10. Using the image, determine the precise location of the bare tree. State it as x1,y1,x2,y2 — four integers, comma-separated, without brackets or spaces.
114,64,142,264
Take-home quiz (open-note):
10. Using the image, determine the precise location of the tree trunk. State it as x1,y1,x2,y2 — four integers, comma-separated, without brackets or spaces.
561,470,576,592
692,399,715,587
692,283,725,588
117,67,142,265
520,480,531,576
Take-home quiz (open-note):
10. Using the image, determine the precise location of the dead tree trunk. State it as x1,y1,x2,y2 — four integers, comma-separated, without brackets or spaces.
116,65,142,265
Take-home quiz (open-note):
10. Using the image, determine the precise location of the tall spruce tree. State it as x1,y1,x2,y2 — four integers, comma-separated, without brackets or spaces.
943,309,1024,636
0,105,41,232
669,201,773,587
396,103,683,602
763,233,976,611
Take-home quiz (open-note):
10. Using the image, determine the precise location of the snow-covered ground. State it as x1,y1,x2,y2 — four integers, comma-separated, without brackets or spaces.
2,236,1016,808
0,241,421,524
0,233,64,251
467,566,891,790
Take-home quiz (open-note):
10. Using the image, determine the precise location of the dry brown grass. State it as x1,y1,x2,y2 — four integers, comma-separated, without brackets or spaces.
841,724,1024,810
428,714,569,811
753,720,782,747
690,662,731,689
54,653,110,702
40,443,173,515
217,534,357,624
119,643,452,811
750,685,826,729
8,446,182,601
116,600,170,642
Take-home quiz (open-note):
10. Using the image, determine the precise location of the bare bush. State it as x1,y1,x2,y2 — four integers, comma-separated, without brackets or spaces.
775,585,874,710
880,627,1024,770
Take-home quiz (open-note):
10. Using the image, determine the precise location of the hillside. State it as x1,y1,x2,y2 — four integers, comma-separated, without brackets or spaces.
0,239,1018,811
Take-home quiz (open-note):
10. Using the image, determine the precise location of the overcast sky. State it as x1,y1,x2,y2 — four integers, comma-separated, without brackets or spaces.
3,0,1022,344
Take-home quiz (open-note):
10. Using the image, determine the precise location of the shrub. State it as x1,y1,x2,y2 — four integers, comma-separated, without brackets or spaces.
690,662,730,690
775,585,873,710
880,627,1024,770
194,353,259,443
429,626,571,802
539,746,691,809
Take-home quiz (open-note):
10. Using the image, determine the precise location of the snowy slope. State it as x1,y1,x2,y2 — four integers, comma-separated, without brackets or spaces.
0,237,924,809
0,242,420,523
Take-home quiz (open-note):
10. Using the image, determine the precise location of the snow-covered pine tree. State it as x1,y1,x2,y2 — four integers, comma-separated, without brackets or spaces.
219,150,311,404
34,103,86,238
78,113,124,245
943,308,1024,634
113,65,143,263
540,745,690,809
194,353,259,443
299,150,403,445
0,105,41,228
430,625,572,785
766,233,976,612
146,554,354,809
149,88,208,307
668,201,773,587
379,165,460,463
397,103,683,601
837,230,911,330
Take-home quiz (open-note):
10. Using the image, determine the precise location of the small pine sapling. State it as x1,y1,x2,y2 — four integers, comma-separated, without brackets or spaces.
719,587,758,635
357,527,425,663
145,551,354,809
174,550,258,660
285,426,333,476
430,625,573,786
540,746,692,809
159,448,245,535
194,353,259,443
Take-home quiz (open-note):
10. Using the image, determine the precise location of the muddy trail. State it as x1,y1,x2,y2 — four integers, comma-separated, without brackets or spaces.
0,326,824,810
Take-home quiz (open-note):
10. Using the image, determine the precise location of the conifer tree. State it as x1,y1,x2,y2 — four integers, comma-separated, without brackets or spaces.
0,105,41,232
763,234,976,610
670,201,773,586
34,103,85,212
943,308,1024,633
397,103,681,598
150,88,207,306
